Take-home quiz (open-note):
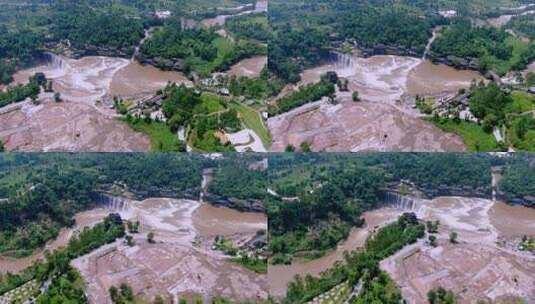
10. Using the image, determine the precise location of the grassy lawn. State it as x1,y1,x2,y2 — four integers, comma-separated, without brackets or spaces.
194,92,226,114
230,101,271,148
505,91,535,114
187,37,235,77
121,118,184,152
190,130,235,152
229,256,268,274
486,37,532,76
426,118,498,152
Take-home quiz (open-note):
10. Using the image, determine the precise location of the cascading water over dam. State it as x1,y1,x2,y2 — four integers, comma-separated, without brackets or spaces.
44,52,67,69
382,192,416,210
329,51,355,77
96,193,131,213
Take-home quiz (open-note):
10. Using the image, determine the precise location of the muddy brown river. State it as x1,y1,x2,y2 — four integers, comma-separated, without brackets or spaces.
268,208,403,297
0,208,110,274
269,54,482,152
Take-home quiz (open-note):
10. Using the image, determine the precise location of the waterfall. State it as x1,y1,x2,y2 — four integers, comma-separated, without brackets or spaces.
44,52,67,69
491,173,498,202
96,194,131,213
383,192,416,210
330,51,355,77
199,169,213,202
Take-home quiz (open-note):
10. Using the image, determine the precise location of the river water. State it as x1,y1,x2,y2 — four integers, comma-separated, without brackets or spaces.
0,196,267,274
268,208,403,297
0,208,110,274
269,193,535,298
301,54,481,103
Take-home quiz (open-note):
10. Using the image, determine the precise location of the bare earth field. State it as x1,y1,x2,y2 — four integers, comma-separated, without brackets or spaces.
269,55,481,152
72,198,268,304
228,56,267,78
381,197,535,304
267,97,466,152
0,54,195,152
0,97,150,151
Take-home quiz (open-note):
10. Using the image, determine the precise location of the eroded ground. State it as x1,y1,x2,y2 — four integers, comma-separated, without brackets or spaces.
0,96,150,151
268,97,466,152
381,197,535,304
228,56,267,78
72,198,268,304
269,55,481,152
0,56,171,151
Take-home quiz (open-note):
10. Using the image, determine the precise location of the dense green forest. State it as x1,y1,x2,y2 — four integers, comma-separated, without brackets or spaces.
157,84,242,151
507,14,535,40
267,153,491,264
499,154,535,207
208,159,268,201
283,213,425,304
139,24,266,77
225,13,270,43
268,0,445,83
0,214,125,303
0,154,268,258
431,19,535,75
49,5,145,55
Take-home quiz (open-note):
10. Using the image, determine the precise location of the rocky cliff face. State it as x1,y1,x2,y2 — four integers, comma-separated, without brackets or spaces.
428,53,482,71
43,42,133,60
203,192,265,213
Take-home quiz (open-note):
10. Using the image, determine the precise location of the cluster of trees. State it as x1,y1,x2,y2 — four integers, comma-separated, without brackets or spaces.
0,167,98,257
0,81,40,108
268,163,387,264
284,213,425,304
499,154,535,207
268,75,336,116
432,19,535,75
224,68,284,100
208,160,267,201
380,153,492,197
225,13,270,43
268,0,441,83
433,20,513,60
140,19,265,76
0,26,43,84
109,283,135,304
50,5,144,54
469,82,513,132
141,25,222,64
160,84,242,151
0,214,125,304
507,14,535,40
427,287,457,304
